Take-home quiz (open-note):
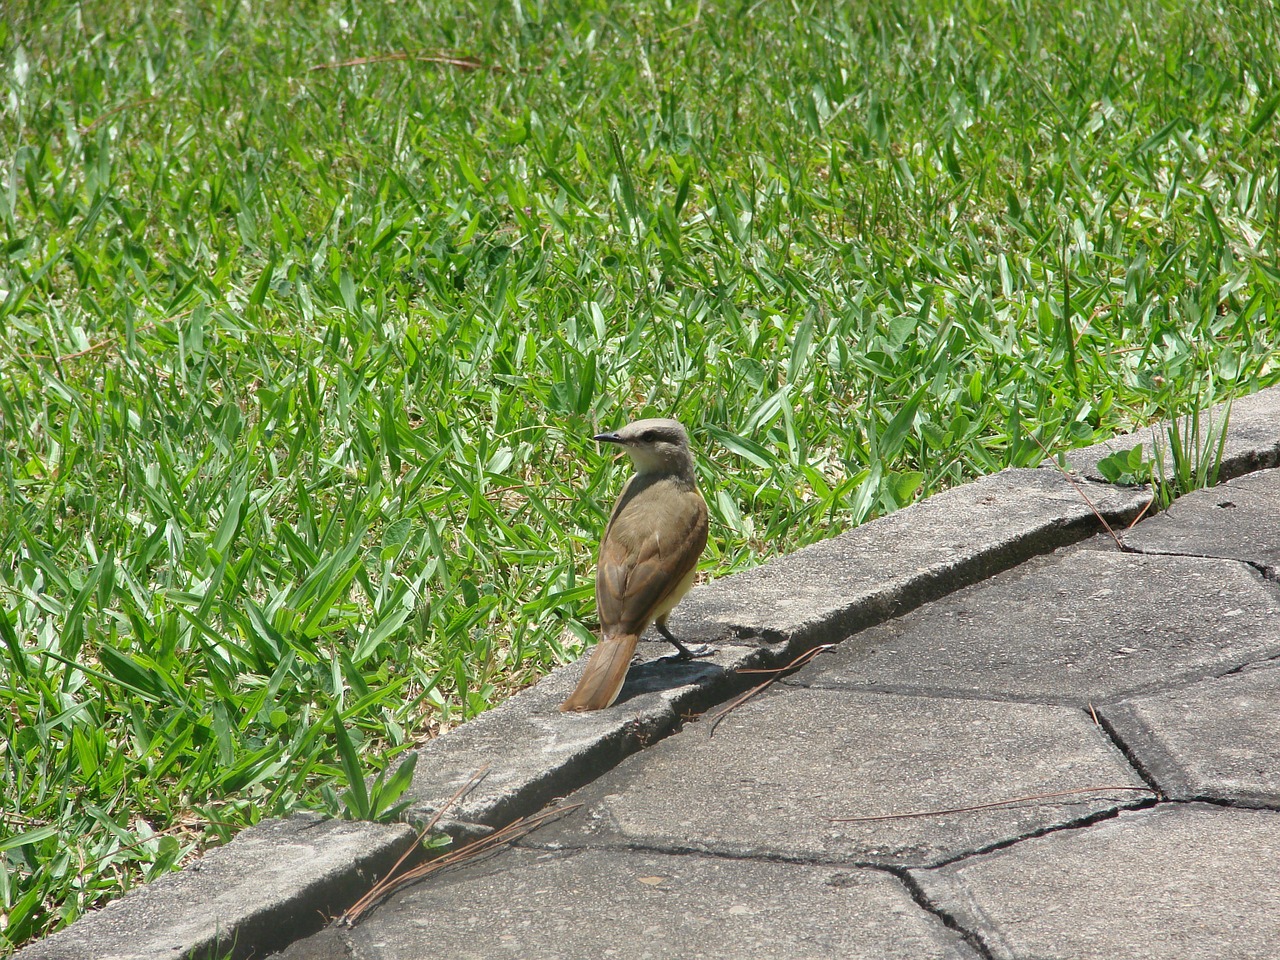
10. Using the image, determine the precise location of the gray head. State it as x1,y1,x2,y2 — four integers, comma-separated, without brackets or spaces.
594,418,695,477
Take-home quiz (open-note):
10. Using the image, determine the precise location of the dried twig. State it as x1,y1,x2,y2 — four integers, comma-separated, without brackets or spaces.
1124,492,1158,530
481,483,577,503
81,96,161,134
338,766,489,925
706,644,835,738
338,800,579,927
828,785,1156,823
53,338,121,362
1029,433,1132,549
74,819,215,873
20,320,160,364
0,813,50,828
310,52,496,73
20,336,119,363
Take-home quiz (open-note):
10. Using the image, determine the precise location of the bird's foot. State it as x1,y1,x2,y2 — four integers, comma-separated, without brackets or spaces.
662,643,714,662
655,623,713,661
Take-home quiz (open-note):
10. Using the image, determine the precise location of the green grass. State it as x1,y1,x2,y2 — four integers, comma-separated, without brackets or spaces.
3,0,1279,948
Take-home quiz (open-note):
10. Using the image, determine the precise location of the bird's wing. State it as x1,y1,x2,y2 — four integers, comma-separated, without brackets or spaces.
596,480,708,637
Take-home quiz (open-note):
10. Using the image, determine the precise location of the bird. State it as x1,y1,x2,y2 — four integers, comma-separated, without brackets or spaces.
559,418,710,712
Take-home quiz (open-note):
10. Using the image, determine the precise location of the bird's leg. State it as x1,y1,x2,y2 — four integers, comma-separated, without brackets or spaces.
654,622,713,660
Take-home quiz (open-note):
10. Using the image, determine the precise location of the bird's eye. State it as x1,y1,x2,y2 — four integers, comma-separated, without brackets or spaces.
641,429,657,442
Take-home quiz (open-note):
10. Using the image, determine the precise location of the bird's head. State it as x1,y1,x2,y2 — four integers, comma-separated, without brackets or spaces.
594,418,695,477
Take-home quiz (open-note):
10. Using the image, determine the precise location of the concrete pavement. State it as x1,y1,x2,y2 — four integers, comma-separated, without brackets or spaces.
19,386,1280,960
284,471,1280,960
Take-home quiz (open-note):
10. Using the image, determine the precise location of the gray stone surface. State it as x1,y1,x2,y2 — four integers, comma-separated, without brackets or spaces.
1101,661,1280,805
531,687,1150,868
15,816,415,960
793,549,1280,703
913,803,1280,960
401,639,767,829
1062,383,1280,482
276,847,979,960
1120,467,1280,572
682,467,1148,650
400,467,1148,832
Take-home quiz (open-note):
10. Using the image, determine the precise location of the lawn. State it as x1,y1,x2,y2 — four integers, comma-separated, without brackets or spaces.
2,0,1278,948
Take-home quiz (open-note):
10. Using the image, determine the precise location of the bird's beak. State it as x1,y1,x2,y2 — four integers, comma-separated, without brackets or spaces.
593,431,625,444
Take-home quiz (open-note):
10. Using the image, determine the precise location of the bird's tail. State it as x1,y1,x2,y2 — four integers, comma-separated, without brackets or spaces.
558,633,640,711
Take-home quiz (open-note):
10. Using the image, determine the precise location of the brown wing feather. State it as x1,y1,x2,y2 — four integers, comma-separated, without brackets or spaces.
596,478,707,637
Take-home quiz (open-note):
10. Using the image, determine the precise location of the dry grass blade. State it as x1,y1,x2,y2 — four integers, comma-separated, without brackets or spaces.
21,321,160,363
338,766,488,926
706,644,836,738
310,52,495,72
338,802,581,927
1029,435,1128,550
76,820,223,874
1125,493,1159,530
828,785,1157,823
1032,432,1166,542
81,96,161,133
0,813,50,828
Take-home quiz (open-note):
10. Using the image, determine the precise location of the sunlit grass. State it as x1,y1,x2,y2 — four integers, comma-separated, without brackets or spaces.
2,0,1279,948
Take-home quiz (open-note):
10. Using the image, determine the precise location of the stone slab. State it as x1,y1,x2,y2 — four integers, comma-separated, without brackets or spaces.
15,816,415,960
913,803,1280,960
401,640,769,829
401,467,1148,830
274,846,979,960
1120,467,1280,573
793,549,1280,704
1100,661,1280,805
680,467,1148,650
1062,383,1280,483
531,686,1150,868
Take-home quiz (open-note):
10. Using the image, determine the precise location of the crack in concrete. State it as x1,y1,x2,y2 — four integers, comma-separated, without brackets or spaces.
917,796,1161,870
1088,704,1167,794
893,867,999,960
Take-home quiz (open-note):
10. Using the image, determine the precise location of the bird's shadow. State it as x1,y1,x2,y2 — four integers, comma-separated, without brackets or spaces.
612,650,727,706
